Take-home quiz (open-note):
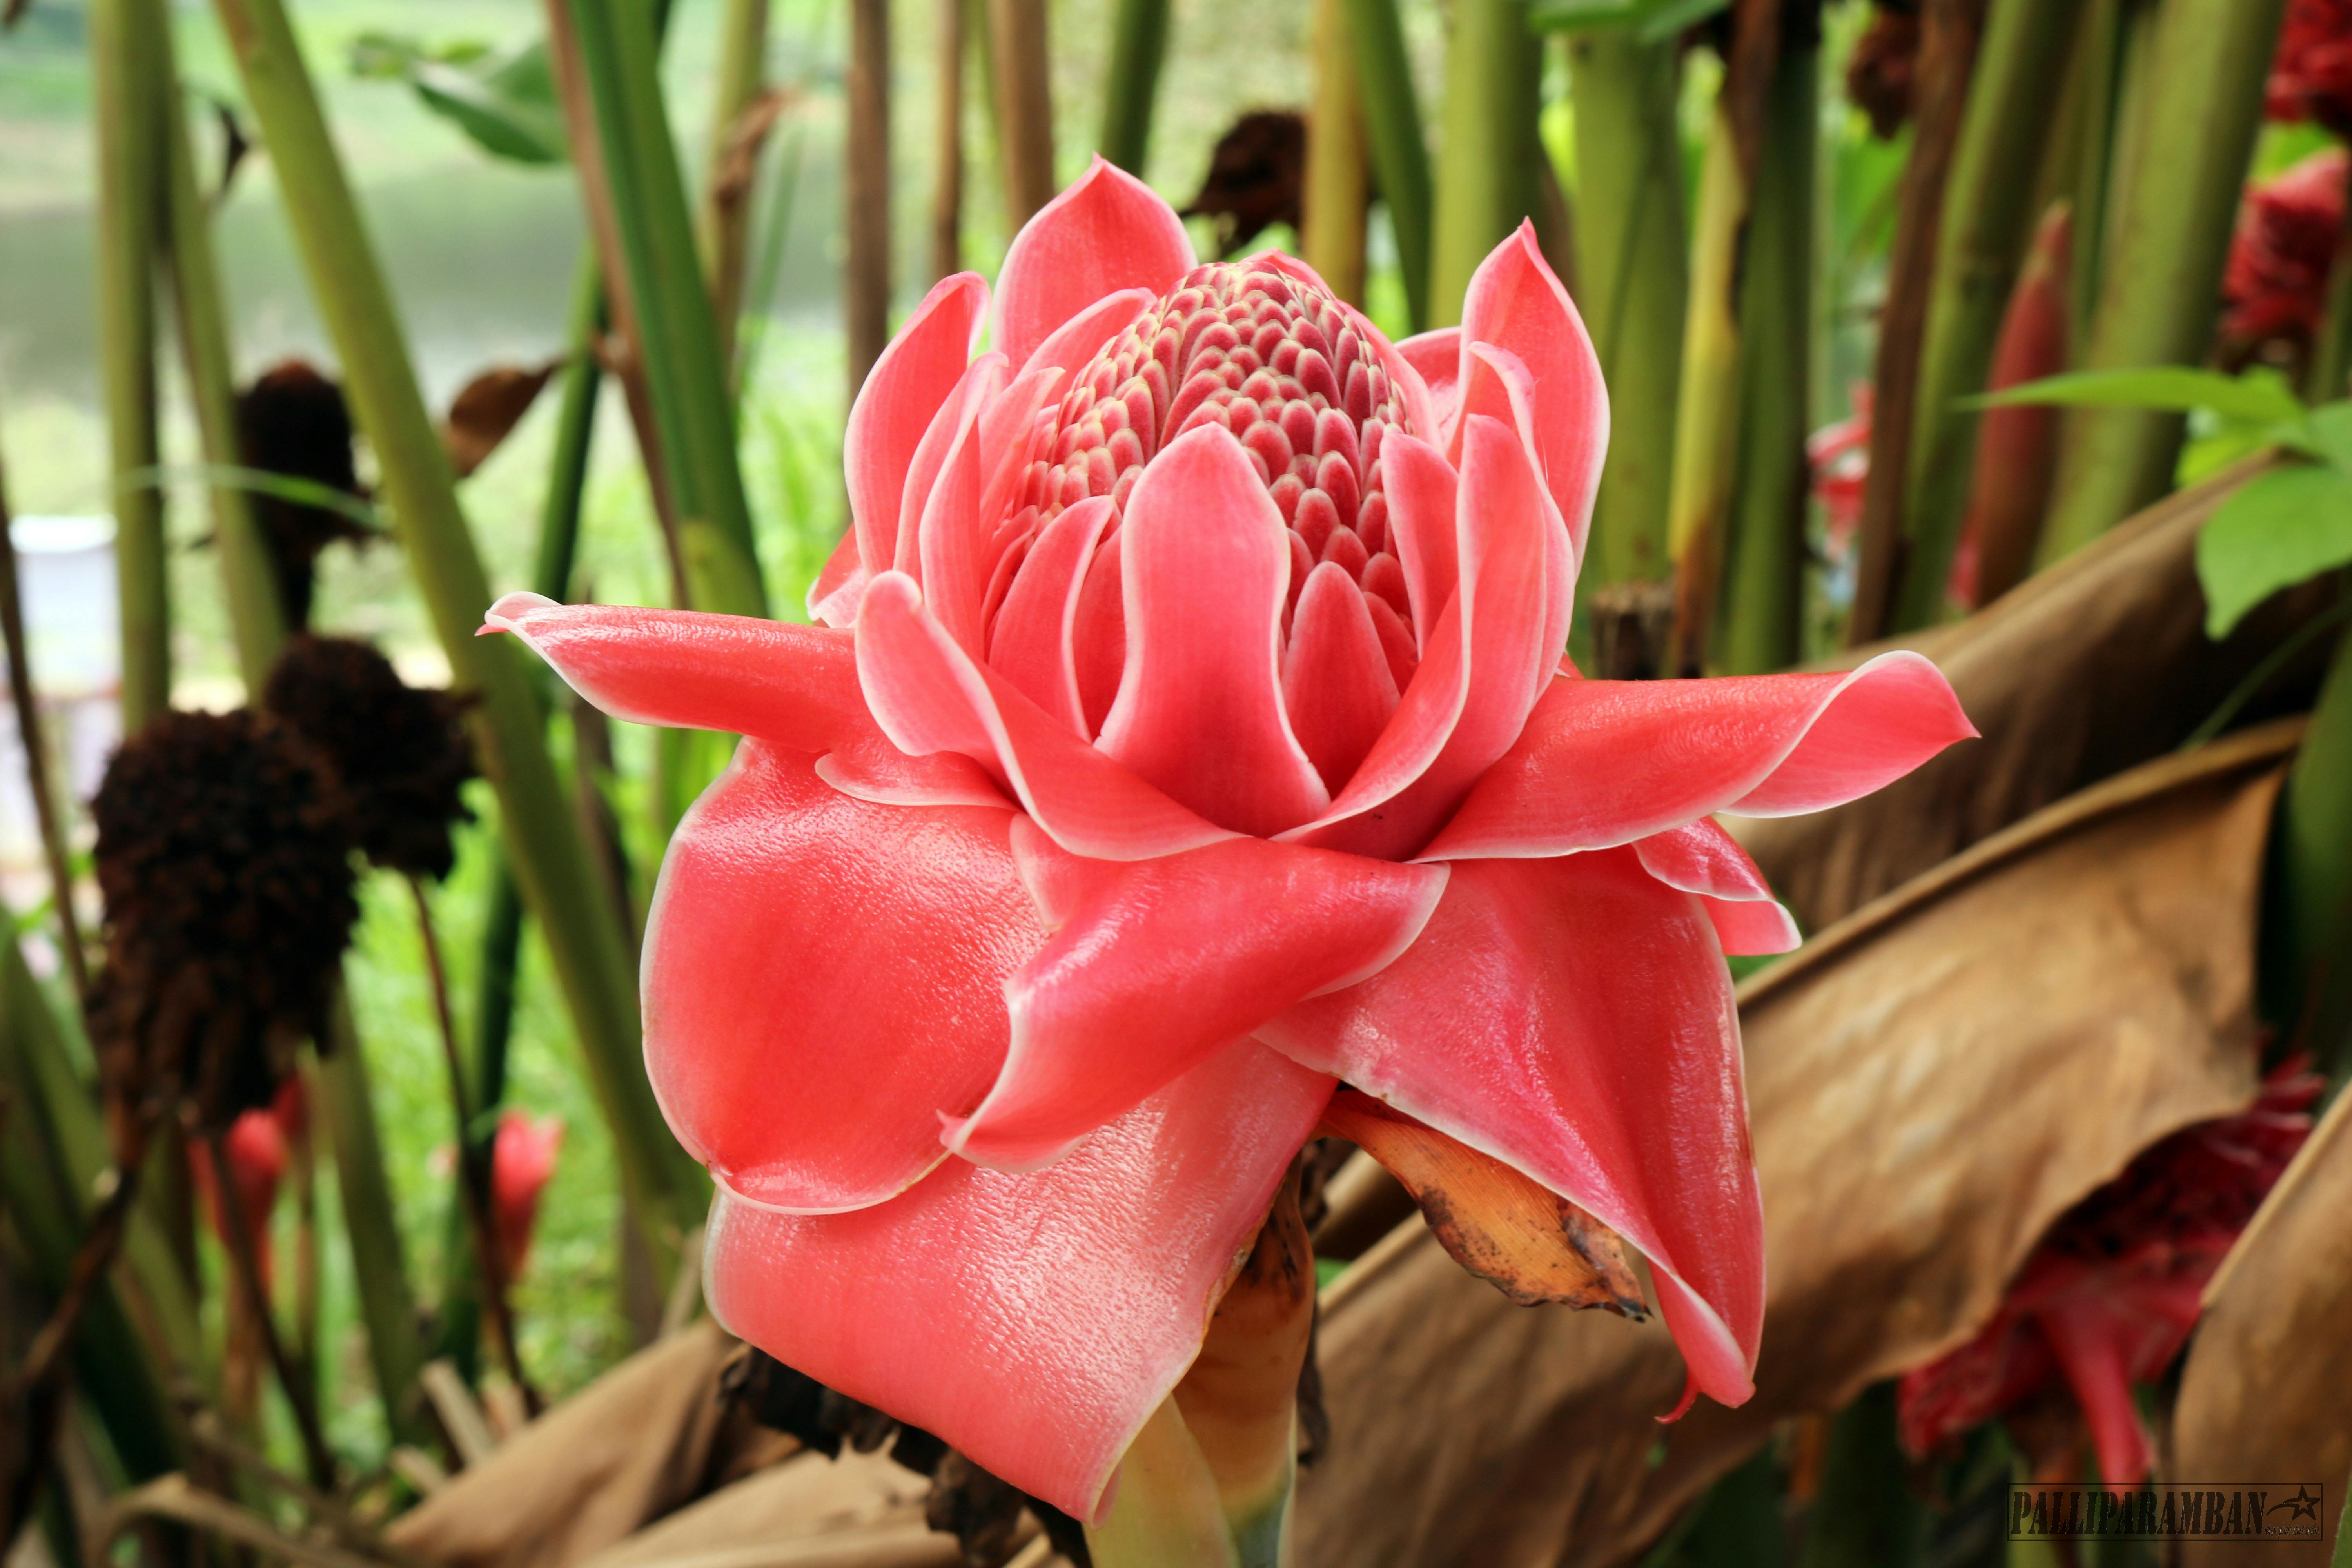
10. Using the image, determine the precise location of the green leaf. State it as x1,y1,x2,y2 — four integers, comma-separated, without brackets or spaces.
1971,366,2307,427
2196,465,2352,637
350,36,567,165
1525,0,1727,41
2306,400,2352,472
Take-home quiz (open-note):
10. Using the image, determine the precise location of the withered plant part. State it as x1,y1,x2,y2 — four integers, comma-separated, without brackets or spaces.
236,360,373,629
1183,110,1308,258
1846,2,1922,138
441,361,560,481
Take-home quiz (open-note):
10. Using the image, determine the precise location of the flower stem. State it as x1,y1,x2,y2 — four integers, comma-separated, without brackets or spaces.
2270,610,2352,1077
1342,0,1432,330
1099,0,1171,176
202,1128,337,1490
846,0,893,394
931,0,967,283
1666,99,1747,676
1302,0,1368,305
989,0,1057,227
1084,1398,1244,1568
0,452,89,998
1427,0,1541,327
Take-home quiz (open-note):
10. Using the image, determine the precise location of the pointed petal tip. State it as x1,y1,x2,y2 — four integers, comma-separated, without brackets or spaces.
482,590,558,634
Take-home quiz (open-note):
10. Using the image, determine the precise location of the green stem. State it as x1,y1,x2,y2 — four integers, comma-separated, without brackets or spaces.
1099,0,1170,176
1665,99,1746,676
1893,0,2086,633
207,0,708,1252
1084,1398,1245,1568
699,0,771,375
1302,0,1368,304
2271,612,2352,1076
548,0,769,618
2065,0,2123,366
1343,0,1432,330
2035,0,2287,565
2306,197,2352,406
1717,27,1815,676
91,0,170,730
1567,29,1686,593
1427,0,1540,328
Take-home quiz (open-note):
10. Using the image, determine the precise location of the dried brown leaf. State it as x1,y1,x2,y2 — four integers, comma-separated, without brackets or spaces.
1294,724,2297,1568
572,1450,953,1568
1319,1091,1642,1315
1735,458,2339,932
442,362,561,481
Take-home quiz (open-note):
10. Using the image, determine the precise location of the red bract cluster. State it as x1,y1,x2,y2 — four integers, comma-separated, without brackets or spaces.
2222,148,2347,354
2269,0,2352,137
1897,1059,2322,1485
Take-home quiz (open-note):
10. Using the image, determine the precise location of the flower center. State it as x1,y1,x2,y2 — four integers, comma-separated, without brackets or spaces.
1022,261,1416,632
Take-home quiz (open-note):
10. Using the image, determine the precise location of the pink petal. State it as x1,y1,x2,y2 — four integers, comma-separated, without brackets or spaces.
993,158,1196,371
1635,819,1801,957
644,743,1039,1210
1256,850,1761,1411
1457,222,1608,560
1020,287,1157,383
898,352,1009,577
702,1037,1334,1523
1072,531,1127,734
947,822,1446,1171
2035,1293,2156,1486
1459,342,1576,659
847,273,989,577
1420,652,1975,861
806,530,868,626
1396,327,1462,442
856,571,1236,859
1281,562,1401,794
987,497,1118,733
1287,415,1555,860
1097,425,1332,837
1383,429,1460,650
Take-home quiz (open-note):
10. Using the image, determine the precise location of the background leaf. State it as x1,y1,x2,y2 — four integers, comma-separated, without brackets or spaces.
2196,465,2352,637
1973,366,2307,428
351,36,568,165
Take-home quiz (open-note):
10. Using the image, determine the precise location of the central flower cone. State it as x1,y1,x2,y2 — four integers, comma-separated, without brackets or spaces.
484,160,1977,1526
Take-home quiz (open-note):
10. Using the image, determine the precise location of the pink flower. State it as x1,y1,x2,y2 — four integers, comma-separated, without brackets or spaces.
2269,0,2352,138
1898,1060,2321,1485
484,160,1972,1521
2222,148,2347,354
1806,384,1872,555
490,1110,564,1286
191,1079,302,1287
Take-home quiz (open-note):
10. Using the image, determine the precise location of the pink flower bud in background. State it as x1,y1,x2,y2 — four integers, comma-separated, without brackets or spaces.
490,1110,564,1287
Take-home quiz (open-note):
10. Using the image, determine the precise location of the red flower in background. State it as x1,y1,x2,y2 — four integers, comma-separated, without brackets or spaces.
490,1110,564,1286
2222,149,2347,355
1897,1060,2322,1485
190,1078,303,1286
1806,385,1872,556
2269,0,2352,137
488,161,1973,1521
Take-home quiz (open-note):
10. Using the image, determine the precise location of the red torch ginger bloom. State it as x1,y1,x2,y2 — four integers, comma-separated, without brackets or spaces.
2269,0,2352,137
1898,1060,2322,1485
490,1110,564,1285
2222,148,2347,355
191,1081,300,1286
484,161,1972,1522
1806,385,1871,556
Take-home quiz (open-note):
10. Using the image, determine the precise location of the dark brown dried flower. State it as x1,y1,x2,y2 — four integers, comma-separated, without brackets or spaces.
1182,110,1307,258
236,359,372,630
1846,5,1921,140
90,710,359,1130
263,635,477,881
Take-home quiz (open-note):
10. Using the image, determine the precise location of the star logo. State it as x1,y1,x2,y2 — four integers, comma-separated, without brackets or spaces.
2280,1486,2325,1523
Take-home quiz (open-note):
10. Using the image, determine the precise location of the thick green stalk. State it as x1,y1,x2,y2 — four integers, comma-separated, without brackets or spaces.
206,0,709,1249
2065,0,2123,364
1716,34,1814,676
1085,1398,1243,1568
1892,0,2085,632
2307,205,2352,405
1343,0,1432,330
2272,620,2352,1077
1427,0,1541,327
91,0,170,730
549,0,768,618
1099,0,1170,175
1303,0,1368,304
155,0,287,682
1567,31,1686,592
699,0,771,375
1665,102,1746,676
2036,0,2287,565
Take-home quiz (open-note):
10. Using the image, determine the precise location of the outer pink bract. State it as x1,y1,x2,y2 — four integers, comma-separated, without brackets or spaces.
490,1110,564,1285
485,160,1974,1523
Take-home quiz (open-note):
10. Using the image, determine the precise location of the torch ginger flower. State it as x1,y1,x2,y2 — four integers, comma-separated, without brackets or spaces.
2269,0,2352,137
1897,1059,2323,1485
490,1110,564,1286
2222,148,2347,358
190,1078,302,1286
485,161,1973,1523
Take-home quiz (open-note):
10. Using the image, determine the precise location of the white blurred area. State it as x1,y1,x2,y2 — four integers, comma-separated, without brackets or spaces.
3,515,119,964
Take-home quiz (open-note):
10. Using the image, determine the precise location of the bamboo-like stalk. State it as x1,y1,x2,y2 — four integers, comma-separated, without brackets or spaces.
2035,0,2288,565
2307,205,2352,405
1844,0,1987,647
206,0,710,1252
1716,24,1816,677
699,0,771,373
989,0,1057,228
847,0,893,395
0,452,88,998
1099,0,1170,176
2065,0,2125,365
1567,30,1686,593
1426,0,1541,328
2273,626,2352,1077
1302,0,1368,305
1889,0,2085,633
1664,102,1746,677
931,0,966,283
543,0,769,620
1343,0,1431,330
91,0,170,731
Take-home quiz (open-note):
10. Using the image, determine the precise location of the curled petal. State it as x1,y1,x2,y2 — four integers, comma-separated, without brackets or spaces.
988,496,1118,734
856,571,1234,860
897,353,1008,578
947,821,1446,1171
703,1037,1334,1524
1258,850,1762,1412
1636,819,1802,957
994,158,1197,371
848,273,989,577
645,744,1039,1211
1419,652,1976,862
1022,287,1157,383
806,530,867,626
1396,327,1463,443
1383,430,1460,652
1282,563,1401,794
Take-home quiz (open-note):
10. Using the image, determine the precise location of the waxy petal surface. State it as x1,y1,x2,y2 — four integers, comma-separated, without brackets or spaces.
1257,850,1761,1410
1419,651,1975,862
993,159,1196,370
644,744,1040,1211
704,1037,1334,1523
1282,562,1401,794
1098,426,1332,837
1396,327,1463,440
857,572,1235,860
847,273,989,575
1457,222,1608,559
987,496,1118,734
947,823,1446,1171
1636,819,1802,957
